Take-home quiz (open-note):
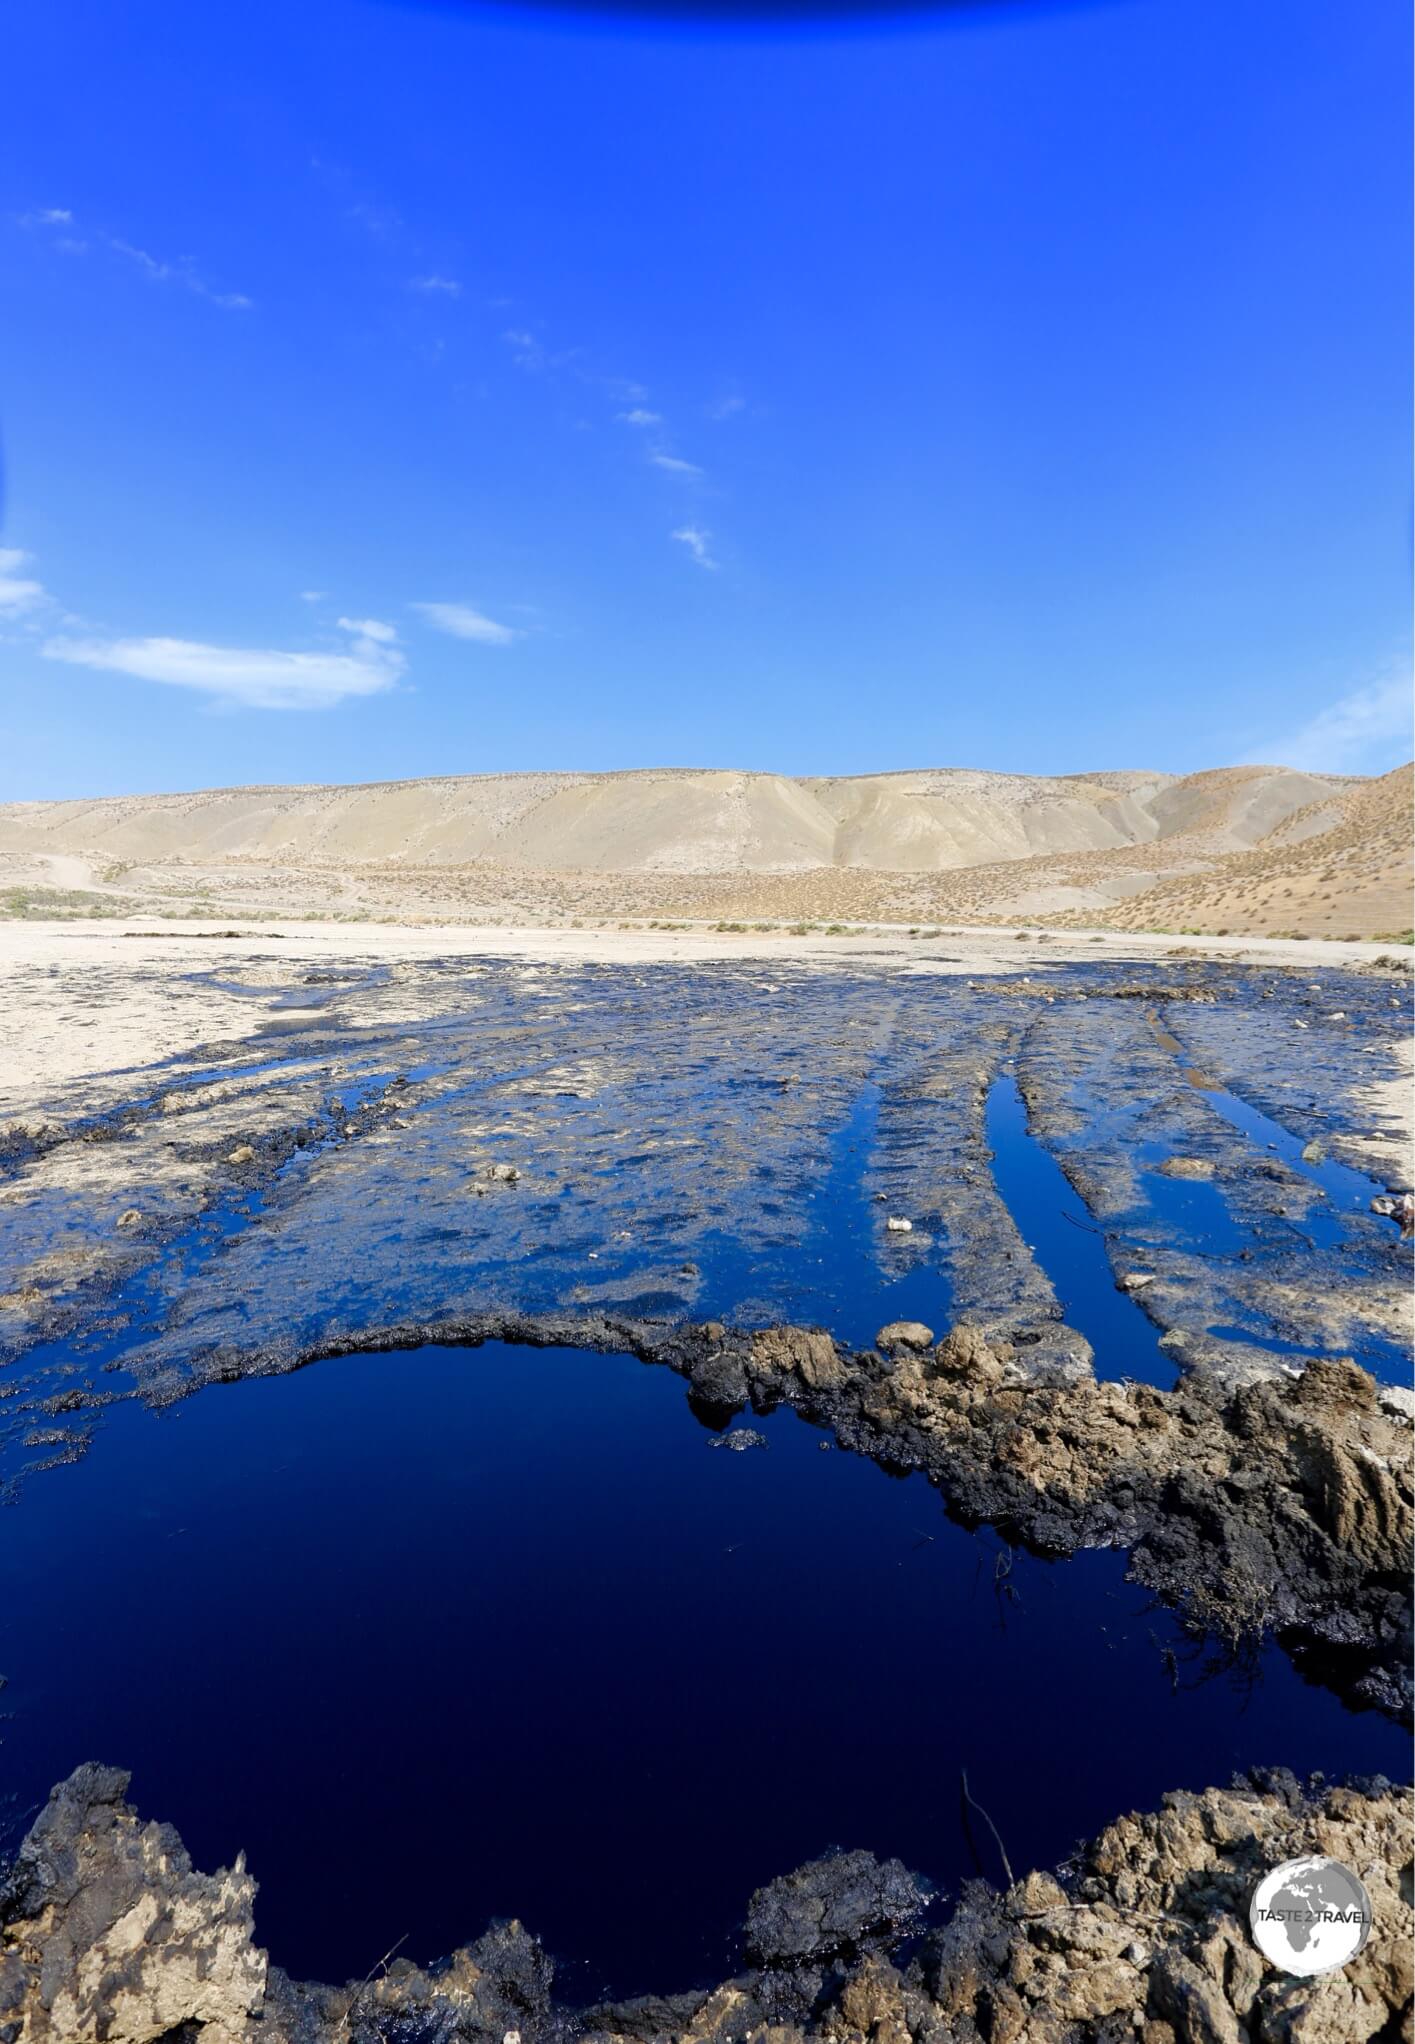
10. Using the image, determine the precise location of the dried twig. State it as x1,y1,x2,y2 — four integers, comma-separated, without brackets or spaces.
340,1932,409,2035
961,1768,1015,1888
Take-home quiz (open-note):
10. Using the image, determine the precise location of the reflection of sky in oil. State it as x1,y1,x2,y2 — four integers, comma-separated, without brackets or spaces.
1,1340,1405,1998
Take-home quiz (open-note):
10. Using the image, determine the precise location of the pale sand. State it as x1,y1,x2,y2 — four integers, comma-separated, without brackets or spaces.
1,917,1409,1120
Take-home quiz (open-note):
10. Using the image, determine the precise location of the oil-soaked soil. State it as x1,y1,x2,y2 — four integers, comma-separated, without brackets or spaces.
0,946,1410,2028
2,954,1408,1435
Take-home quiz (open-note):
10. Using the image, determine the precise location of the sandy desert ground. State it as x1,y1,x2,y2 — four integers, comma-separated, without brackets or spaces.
1,759,1410,939
1,914,1411,1112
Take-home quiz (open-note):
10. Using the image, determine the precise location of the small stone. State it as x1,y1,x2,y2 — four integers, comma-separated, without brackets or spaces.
1300,1138,1326,1163
225,1145,256,1166
1119,1272,1155,1291
885,1215,913,1233
1377,1383,1415,1424
1155,1157,1214,1180
876,1320,935,1354
482,1162,521,1183
1371,1191,1414,1235
115,1208,142,1230
1009,1870,1067,1917
707,1427,768,1452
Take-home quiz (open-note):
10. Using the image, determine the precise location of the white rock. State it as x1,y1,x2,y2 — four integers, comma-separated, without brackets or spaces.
885,1215,913,1233
1377,1383,1414,1424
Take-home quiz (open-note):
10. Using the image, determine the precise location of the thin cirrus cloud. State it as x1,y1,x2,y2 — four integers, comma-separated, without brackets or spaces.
1245,671,1414,776
671,526,717,570
0,547,49,616
649,450,702,477
616,408,662,427
411,601,521,646
42,625,405,712
337,615,399,644
409,274,461,296
15,205,251,310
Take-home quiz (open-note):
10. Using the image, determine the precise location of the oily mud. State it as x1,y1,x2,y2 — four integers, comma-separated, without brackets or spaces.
0,952,1410,1707
0,943,1411,2032
2,952,1408,1417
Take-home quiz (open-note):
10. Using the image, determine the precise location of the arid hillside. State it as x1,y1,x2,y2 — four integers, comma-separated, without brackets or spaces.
0,760,1408,936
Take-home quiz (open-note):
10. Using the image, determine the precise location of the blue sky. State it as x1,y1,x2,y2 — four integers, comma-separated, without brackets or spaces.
1,0,1409,797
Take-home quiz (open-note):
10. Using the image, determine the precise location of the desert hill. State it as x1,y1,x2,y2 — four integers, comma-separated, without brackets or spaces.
0,761,1408,938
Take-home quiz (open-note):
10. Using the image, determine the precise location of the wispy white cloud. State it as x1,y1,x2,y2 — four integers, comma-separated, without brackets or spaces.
346,199,403,241
337,616,398,644
17,203,252,310
43,630,403,711
107,236,252,310
299,589,327,604
707,394,745,420
617,408,662,427
411,601,520,646
1247,670,1413,775
410,274,461,296
671,526,717,570
0,547,49,616
502,328,554,373
650,450,702,478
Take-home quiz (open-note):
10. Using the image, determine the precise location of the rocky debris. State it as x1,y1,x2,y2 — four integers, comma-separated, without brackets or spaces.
687,1331,751,1413
707,1426,768,1451
748,1325,846,1392
0,1763,265,2043
264,1917,559,2044
224,1144,256,1166
875,1322,935,1356
744,1850,929,1970
1155,1157,1216,1180
482,1162,522,1184
1118,1272,1156,1291
114,1208,142,1230
2,1769,1408,2044
1370,1191,1414,1236
884,1216,913,1233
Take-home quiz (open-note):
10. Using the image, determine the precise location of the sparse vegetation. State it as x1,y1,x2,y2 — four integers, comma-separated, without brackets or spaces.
0,886,141,920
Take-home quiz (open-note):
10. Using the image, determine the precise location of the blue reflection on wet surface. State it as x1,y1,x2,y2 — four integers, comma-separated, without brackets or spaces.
0,1342,1405,1998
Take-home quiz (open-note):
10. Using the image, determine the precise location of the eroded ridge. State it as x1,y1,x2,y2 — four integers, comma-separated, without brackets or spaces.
1,1761,1408,2043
